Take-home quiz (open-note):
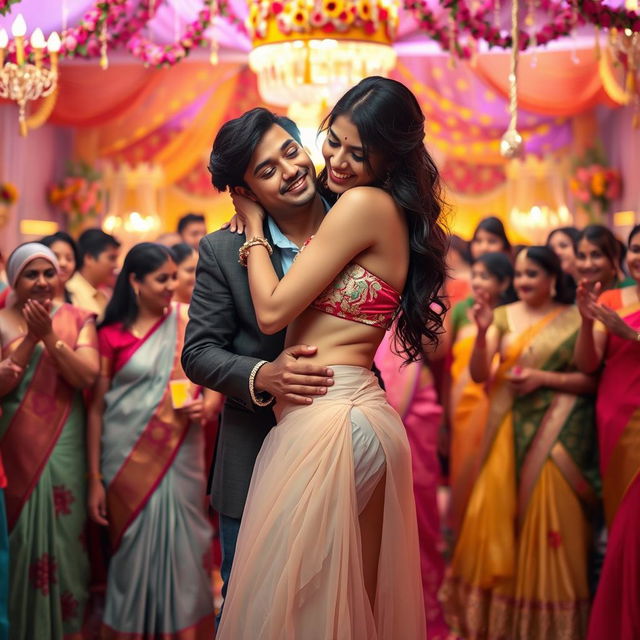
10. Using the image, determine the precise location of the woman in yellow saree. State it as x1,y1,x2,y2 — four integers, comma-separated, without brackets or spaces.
441,246,599,640
575,224,640,640
447,252,515,538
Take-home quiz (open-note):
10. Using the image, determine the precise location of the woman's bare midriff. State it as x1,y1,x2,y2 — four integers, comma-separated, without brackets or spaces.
285,307,386,369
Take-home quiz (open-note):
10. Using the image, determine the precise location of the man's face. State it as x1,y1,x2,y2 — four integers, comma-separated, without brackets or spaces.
240,125,317,214
86,246,119,286
181,221,207,250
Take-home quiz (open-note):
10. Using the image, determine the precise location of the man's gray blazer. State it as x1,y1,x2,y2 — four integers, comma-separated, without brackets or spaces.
181,224,285,520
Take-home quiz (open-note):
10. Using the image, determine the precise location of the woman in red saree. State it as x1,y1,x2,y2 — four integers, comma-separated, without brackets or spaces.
575,224,640,640
0,243,99,639
87,243,215,639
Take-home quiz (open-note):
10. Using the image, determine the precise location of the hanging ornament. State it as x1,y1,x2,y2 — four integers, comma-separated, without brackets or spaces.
99,16,109,70
500,0,524,158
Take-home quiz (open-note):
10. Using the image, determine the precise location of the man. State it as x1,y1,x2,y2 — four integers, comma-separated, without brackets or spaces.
177,212,207,250
66,228,120,321
181,108,334,614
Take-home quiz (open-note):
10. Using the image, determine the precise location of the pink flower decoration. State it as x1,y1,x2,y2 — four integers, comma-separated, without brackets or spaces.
60,591,79,621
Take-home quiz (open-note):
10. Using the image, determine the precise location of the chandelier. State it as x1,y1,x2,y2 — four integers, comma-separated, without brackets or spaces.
246,0,398,108
0,14,60,136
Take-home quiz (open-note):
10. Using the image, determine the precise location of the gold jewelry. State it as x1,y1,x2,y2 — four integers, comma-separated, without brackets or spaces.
249,360,274,407
239,237,273,267
85,472,103,480
54,339,66,351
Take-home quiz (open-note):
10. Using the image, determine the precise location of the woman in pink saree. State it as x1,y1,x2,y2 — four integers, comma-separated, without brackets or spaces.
575,224,640,640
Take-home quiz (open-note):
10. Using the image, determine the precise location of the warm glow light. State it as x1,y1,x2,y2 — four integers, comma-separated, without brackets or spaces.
104,211,161,236
30,28,46,49
510,204,572,243
47,31,61,53
20,219,58,236
11,14,27,38
0,29,8,49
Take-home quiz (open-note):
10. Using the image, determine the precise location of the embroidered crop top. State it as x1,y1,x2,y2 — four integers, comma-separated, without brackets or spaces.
300,236,401,330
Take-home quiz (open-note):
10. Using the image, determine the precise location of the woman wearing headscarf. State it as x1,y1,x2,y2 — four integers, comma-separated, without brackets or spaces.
0,243,99,639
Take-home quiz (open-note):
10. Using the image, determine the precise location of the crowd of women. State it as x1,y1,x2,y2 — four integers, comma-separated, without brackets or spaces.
0,234,220,639
436,217,640,640
1,217,637,640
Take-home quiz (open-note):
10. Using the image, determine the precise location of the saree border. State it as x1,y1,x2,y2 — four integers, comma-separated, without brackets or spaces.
1,305,89,529
106,305,191,549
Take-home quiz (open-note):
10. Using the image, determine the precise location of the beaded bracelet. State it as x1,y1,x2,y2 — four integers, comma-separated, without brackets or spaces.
249,360,274,407
239,237,273,267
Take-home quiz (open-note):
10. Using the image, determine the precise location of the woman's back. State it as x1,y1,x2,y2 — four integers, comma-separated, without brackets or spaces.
285,186,409,368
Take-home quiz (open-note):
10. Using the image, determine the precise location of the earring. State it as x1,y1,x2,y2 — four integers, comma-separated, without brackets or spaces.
383,171,392,190
550,280,557,298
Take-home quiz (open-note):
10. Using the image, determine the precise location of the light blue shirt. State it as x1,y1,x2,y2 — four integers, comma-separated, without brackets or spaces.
267,198,330,275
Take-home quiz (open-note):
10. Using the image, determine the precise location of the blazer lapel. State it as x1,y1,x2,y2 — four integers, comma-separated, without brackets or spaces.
263,223,285,280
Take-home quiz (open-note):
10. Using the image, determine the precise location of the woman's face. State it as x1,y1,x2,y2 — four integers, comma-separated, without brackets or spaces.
471,261,505,303
513,251,554,308
175,250,197,303
14,257,59,304
626,232,640,283
548,231,576,276
470,229,506,260
321,114,383,194
575,238,617,287
49,240,76,285
134,258,178,315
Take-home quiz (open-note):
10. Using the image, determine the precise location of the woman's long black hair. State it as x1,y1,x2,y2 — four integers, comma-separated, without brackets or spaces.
100,242,174,329
317,76,448,362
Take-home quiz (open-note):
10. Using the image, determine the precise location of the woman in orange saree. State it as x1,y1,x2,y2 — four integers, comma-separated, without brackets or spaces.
441,246,599,640
575,225,640,640
0,243,99,640
87,243,215,639
447,252,515,539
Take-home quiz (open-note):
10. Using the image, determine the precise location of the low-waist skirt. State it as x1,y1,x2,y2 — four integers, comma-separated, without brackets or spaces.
217,365,426,639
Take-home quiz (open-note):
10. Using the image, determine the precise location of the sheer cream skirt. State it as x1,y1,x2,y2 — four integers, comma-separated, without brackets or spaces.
217,365,426,640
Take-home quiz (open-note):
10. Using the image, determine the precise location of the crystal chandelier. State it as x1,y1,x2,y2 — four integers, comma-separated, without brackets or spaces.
0,14,60,136
246,0,398,109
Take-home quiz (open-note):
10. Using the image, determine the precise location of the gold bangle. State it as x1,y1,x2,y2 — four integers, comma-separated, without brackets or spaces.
86,472,103,480
238,237,273,267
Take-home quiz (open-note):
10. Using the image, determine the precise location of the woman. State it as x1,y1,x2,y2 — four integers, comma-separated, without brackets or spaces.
575,225,640,640
40,232,79,304
547,226,580,279
470,216,512,261
218,77,447,638
575,224,633,292
87,243,215,638
447,252,515,537
441,246,599,639
0,243,99,639
170,242,198,305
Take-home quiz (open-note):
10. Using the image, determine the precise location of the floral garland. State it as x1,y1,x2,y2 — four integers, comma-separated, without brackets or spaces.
0,0,20,17
579,0,640,33
246,0,399,42
126,0,217,67
405,0,580,57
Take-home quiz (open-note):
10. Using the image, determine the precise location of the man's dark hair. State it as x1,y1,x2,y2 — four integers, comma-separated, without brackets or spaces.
208,108,302,192
177,212,206,235
76,228,120,268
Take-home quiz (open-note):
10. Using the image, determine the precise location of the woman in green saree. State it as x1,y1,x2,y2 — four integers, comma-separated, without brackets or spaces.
0,243,99,640
441,246,599,640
